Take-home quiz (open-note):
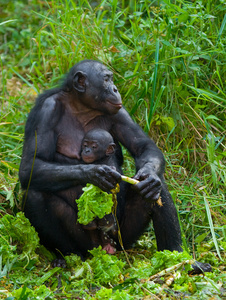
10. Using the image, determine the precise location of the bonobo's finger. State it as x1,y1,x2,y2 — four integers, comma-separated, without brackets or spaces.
133,176,161,201
139,186,161,201
88,165,121,191
93,176,112,191
97,179,115,192
108,168,122,182
138,183,160,198
133,170,148,181
98,165,121,181
95,166,121,191
144,190,161,201
134,176,161,192
105,170,120,184
133,176,152,192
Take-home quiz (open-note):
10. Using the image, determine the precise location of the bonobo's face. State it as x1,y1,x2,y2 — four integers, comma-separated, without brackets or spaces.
73,61,122,115
81,139,105,163
81,129,115,163
90,63,122,114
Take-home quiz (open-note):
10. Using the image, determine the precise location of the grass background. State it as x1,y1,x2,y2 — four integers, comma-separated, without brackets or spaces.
0,0,225,299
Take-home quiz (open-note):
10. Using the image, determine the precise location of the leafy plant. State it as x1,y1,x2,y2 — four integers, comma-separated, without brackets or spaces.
0,212,39,268
76,184,113,225
89,246,126,285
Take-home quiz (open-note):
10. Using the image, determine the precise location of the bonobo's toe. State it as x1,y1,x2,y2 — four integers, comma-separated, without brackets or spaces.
52,258,66,268
189,261,212,275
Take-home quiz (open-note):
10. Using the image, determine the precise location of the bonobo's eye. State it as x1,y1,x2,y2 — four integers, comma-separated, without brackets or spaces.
82,142,88,149
92,143,98,150
104,75,110,82
104,74,113,82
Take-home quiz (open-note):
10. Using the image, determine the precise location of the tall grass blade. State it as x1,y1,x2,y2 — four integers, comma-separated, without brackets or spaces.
150,38,159,116
152,85,165,116
204,197,223,260
217,13,226,41
185,84,226,106
145,38,159,131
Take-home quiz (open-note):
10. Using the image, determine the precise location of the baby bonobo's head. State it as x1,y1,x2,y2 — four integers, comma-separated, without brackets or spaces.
81,129,115,164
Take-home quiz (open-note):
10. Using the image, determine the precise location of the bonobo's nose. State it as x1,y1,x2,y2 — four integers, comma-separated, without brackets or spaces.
113,85,118,93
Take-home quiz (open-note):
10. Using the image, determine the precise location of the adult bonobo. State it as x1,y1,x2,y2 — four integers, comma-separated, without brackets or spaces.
19,60,210,272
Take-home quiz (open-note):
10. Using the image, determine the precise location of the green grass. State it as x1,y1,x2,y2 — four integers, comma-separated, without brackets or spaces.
0,0,225,298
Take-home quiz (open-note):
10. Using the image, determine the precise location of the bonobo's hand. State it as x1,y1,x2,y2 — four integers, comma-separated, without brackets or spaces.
133,167,162,201
85,165,121,192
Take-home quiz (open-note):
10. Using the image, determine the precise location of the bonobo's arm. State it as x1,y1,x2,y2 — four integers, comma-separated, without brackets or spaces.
19,96,120,192
111,108,164,201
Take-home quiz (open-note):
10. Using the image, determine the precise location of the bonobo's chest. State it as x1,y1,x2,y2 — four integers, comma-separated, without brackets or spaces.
55,109,112,160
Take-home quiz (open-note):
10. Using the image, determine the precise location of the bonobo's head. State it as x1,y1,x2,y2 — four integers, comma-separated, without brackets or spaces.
81,129,115,164
63,60,122,115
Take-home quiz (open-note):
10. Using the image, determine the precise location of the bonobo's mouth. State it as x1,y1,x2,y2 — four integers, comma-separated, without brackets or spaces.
106,100,122,109
83,158,95,163
82,155,95,164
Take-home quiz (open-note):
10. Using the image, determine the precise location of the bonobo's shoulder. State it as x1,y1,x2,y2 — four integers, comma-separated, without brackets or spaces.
33,91,64,122
25,90,63,133
33,87,62,112
39,93,62,112
39,96,59,115
39,94,63,125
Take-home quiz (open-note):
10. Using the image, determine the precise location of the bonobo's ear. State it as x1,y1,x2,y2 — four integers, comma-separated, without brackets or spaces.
106,143,116,156
73,71,87,92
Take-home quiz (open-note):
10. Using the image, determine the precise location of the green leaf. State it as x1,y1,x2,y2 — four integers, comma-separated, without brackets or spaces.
161,116,175,131
76,184,113,225
89,246,125,285
195,232,210,244
36,267,61,285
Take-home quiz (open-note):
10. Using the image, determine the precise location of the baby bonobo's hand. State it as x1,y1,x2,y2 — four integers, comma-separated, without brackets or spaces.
86,165,121,192
133,167,162,201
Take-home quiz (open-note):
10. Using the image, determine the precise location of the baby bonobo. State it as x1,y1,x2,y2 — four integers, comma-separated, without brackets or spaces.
81,129,118,254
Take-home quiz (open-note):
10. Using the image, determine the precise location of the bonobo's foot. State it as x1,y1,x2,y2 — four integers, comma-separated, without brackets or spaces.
189,261,212,275
52,257,66,268
101,232,117,254
103,243,116,254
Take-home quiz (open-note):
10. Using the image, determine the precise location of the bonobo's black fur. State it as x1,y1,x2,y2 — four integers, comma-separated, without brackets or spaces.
19,60,211,273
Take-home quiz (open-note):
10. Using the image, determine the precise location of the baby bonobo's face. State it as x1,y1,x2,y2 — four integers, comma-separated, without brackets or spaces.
81,139,105,163
81,129,115,164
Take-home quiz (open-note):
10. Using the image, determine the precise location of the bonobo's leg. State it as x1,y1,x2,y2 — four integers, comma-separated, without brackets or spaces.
151,179,182,252
23,190,95,258
152,184,212,274
118,180,212,274
116,182,155,249
116,181,182,252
